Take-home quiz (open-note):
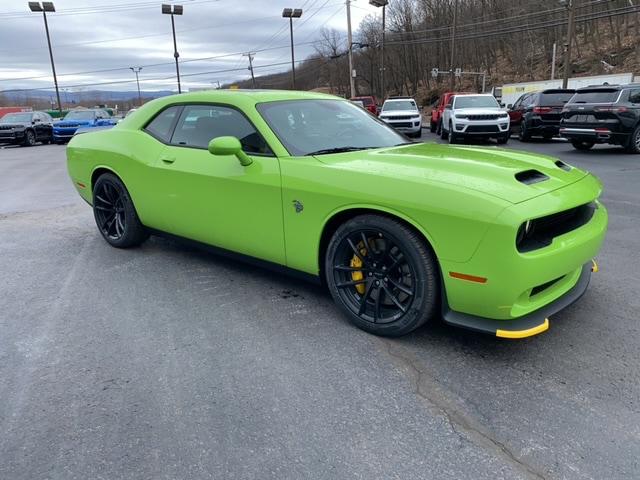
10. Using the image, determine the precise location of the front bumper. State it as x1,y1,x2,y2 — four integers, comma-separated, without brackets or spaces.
443,261,595,338
452,118,510,136
380,118,422,133
0,130,25,143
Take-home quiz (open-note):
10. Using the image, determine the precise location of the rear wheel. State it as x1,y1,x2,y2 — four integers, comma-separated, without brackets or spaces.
325,215,439,337
93,173,149,248
518,121,531,142
624,125,640,154
571,140,595,151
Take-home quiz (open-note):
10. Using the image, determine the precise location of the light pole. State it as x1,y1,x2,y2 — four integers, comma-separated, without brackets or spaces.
449,0,458,89
162,3,183,93
561,0,575,89
28,2,62,115
369,0,388,100
243,52,256,89
346,0,355,98
282,8,303,90
130,67,143,105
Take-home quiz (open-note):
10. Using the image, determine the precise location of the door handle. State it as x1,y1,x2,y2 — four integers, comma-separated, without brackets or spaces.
160,155,175,164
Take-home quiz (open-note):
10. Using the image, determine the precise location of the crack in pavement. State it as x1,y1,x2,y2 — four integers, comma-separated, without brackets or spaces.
378,338,548,480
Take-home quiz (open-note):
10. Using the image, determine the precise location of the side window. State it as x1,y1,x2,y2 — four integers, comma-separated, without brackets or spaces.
170,104,272,155
512,96,523,109
628,89,640,104
144,106,181,142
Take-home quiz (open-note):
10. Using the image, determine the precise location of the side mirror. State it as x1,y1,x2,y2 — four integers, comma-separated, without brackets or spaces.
208,136,252,166
445,105,452,110
506,104,513,109
33,118,41,123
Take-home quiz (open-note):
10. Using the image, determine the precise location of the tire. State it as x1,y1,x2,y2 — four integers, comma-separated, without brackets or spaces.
325,214,439,337
448,122,458,144
518,121,531,142
496,134,509,145
439,120,448,140
571,140,595,151
430,119,437,133
436,119,442,136
624,125,640,154
92,173,149,248
22,129,36,147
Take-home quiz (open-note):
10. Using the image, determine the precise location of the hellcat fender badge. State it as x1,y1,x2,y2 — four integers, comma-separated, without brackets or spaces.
292,200,304,213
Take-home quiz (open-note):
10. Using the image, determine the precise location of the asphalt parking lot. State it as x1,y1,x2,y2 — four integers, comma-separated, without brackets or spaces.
1,133,639,480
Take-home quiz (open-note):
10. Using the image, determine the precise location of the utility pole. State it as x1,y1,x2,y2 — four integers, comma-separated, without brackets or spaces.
29,2,62,115
449,0,458,90
282,8,303,90
369,0,388,100
551,42,557,80
243,53,256,89
346,0,355,98
162,4,183,93
562,0,575,89
130,67,142,105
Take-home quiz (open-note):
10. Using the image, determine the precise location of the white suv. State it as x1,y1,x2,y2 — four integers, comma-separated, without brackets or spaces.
440,94,510,144
378,97,422,138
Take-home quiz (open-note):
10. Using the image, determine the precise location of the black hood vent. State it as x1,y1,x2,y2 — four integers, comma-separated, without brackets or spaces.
515,169,549,185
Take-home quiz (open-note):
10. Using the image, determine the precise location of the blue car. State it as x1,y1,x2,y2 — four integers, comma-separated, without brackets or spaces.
53,109,116,143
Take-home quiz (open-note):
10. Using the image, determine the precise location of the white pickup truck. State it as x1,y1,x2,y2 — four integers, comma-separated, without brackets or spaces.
440,94,510,144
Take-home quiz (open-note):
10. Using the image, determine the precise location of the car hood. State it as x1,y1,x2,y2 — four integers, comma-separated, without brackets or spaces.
315,142,589,204
453,108,505,115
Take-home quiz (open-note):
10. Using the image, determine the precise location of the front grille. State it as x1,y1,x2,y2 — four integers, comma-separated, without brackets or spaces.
467,114,500,121
466,125,499,133
0,125,14,130
57,123,79,128
517,202,597,253
392,122,413,128
387,115,413,120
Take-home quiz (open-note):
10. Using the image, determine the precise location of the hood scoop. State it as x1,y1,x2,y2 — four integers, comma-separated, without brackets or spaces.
515,169,549,185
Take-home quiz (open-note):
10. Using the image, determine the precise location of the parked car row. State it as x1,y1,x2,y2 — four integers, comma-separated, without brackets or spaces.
0,108,118,147
427,83,640,153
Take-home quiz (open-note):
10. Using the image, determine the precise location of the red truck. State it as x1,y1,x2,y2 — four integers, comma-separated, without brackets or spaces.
0,106,33,119
350,95,379,116
430,92,471,133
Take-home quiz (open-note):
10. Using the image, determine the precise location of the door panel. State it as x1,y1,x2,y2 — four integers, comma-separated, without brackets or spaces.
147,104,285,265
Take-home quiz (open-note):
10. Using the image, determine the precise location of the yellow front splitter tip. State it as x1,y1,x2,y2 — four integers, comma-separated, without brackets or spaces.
591,259,599,273
496,318,549,339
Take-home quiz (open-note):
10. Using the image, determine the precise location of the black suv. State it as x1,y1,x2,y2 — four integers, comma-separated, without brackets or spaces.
560,84,640,153
0,111,54,146
508,89,575,141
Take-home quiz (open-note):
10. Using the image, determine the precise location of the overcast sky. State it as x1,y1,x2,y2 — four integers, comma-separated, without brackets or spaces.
0,0,380,93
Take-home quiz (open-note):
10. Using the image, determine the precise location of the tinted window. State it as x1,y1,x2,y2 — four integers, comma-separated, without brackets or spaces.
540,91,574,105
170,105,271,155
257,99,408,156
628,89,640,104
1,113,32,123
382,100,417,112
568,90,620,104
145,106,180,142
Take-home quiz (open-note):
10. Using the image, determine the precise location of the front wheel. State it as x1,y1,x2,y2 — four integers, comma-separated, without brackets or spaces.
571,140,595,151
325,215,439,337
430,119,437,133
439,121,448,140
22,129,36,147
518,122,531,142
496,134,509,145
93,173,149,248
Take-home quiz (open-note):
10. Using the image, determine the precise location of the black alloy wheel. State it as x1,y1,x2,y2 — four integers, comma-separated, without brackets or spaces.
326,215,439,337
92,173,148,248
518,121,531,142
448,122,458,144
626,125,640,154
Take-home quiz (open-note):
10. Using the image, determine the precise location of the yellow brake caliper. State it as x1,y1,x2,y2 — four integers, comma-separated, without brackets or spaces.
350,241,367,294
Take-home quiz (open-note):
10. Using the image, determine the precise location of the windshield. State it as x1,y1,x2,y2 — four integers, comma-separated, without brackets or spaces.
454,96,500,109
257,99,409,156
1,113,32,123
568,90,620,104
539,91,574,106
64,111,96,120
383,100,417,112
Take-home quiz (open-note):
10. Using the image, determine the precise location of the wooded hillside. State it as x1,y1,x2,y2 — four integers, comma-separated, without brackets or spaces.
233,0,640,103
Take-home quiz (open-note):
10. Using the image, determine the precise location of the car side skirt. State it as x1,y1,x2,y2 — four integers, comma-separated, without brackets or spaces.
441,262,593,339
146,228,322,286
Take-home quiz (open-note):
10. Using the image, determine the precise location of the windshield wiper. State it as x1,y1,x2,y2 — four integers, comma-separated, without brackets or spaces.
305,146,369,156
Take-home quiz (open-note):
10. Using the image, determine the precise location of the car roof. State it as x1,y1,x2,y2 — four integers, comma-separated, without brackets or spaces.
384,98,415,102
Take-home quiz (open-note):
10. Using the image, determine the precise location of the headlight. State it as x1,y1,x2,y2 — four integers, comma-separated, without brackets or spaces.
412,114,421,119
499,113,509,118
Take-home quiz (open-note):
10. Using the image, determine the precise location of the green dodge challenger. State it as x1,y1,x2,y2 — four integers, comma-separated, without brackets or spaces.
67,90,607,338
